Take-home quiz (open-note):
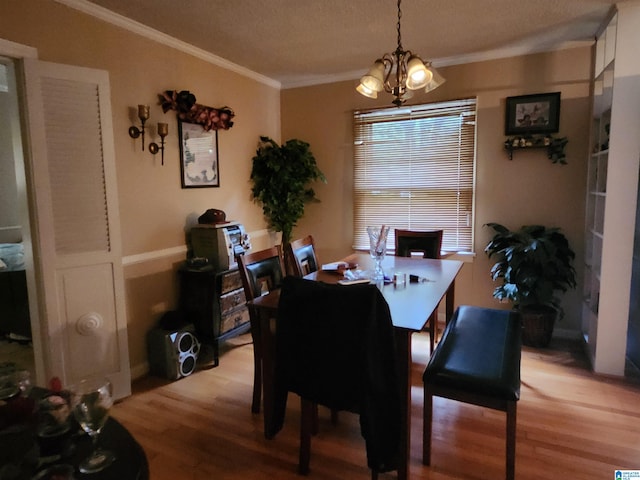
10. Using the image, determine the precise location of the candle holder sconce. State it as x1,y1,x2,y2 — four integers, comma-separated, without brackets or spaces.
149,123,168,165
128,104,150,151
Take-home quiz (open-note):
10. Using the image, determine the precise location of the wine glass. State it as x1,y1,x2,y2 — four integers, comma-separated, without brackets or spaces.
367,225,390,281
71,377,115,473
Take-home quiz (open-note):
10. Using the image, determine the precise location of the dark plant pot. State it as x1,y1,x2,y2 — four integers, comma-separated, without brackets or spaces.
519,305,557,347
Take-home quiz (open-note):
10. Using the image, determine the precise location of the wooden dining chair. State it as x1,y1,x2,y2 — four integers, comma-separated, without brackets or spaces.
284,235,341,425
394,229,444,353
237,246,286,415
394,229,443,259
285,234,319,276
270,276,400,478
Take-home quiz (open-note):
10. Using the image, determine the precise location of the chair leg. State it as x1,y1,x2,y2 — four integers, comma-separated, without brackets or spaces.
250,316,262,414
506,400,517,480
299,398,313,475
422,387,433,465
261,317,277,437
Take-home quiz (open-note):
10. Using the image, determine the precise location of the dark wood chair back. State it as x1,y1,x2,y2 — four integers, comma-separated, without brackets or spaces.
285,235,319,276
237,246,285,415
394,229,444,353
394,229,443,259
237,246,286,300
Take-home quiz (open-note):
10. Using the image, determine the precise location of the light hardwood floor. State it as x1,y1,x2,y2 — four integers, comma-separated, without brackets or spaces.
111,333,640,479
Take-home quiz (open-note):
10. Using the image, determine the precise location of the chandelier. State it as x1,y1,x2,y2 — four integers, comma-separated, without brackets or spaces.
356,0,445,106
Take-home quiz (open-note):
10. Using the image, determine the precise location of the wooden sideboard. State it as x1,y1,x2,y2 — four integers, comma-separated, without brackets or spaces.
178,264,250,367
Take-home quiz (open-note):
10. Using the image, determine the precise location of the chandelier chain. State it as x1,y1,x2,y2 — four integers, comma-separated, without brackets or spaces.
356,0,445,105
396,0,403,50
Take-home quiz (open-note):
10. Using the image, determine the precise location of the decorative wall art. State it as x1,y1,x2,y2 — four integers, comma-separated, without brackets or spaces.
504,92,561,135
158,89,234,188
179,120,219,188
159,90,234,131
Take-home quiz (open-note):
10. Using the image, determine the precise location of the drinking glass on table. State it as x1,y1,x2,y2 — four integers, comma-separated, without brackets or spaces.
70,377,115,473
367,225,390,281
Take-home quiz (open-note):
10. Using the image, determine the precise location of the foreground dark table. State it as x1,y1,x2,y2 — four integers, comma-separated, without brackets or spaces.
0,391,149,480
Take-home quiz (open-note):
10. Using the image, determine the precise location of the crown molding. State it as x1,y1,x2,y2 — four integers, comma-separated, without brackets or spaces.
281,39,594,90
433,39,594,68
53,0,281,89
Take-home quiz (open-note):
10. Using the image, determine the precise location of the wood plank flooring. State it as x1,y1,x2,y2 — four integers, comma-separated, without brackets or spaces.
111,333,640,479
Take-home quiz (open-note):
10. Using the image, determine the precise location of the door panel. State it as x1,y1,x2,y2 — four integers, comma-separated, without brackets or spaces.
60,264,120,380
21,58,130,398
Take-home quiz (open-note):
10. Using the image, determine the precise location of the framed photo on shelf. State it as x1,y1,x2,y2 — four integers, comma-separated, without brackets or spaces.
504,92,561,135
178,120,220,188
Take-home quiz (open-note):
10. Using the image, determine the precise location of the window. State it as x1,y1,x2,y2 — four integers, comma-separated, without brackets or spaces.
353,98,476,252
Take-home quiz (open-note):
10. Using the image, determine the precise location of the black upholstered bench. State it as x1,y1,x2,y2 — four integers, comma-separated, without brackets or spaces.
422,305,522,480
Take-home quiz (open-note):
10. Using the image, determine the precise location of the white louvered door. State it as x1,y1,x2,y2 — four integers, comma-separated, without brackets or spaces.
21,59,131,399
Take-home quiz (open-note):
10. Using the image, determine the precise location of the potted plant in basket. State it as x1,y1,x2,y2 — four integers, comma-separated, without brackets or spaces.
484,223,577,347
250,136,326,245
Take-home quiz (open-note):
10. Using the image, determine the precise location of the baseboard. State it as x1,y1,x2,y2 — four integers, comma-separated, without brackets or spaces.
130,361,149,380
553,328,582,340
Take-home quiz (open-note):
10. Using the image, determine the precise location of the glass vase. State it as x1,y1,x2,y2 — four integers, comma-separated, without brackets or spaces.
367,225,390,282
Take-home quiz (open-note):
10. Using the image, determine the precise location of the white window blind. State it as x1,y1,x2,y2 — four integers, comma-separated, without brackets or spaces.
353,98,477,252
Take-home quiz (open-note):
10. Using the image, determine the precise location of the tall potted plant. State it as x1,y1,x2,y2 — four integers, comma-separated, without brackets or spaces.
250,136,326,245
484,223,577,347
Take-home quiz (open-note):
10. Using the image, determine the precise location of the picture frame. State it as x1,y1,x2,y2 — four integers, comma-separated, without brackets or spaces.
504,92,561,135
178,120,220,188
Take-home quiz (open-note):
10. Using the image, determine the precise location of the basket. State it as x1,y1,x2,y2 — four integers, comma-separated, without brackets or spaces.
519,305,557,347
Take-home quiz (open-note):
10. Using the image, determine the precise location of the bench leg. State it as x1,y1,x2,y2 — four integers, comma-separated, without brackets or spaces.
506,400,517,480
422,387,433,465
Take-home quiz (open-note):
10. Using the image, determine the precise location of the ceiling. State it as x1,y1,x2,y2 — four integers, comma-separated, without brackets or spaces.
77,0,618,88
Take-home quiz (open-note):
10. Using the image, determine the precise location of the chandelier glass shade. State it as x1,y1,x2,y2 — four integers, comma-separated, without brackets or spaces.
356,0,445,106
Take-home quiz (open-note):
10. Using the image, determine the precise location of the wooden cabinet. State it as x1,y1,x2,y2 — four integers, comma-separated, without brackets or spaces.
178,265,250,367
582,4,640,376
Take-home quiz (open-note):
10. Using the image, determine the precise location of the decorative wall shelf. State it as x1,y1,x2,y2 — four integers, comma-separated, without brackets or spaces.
504,136,568,163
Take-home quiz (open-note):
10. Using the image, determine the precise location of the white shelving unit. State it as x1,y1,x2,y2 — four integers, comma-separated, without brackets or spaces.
582,23,614,352
581,3,640,375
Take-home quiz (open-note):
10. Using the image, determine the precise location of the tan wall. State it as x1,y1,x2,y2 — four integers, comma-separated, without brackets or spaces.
281,47,592,336
1,1,592,375
0,0,281,373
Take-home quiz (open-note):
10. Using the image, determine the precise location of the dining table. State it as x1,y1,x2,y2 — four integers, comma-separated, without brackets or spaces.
249,252,463,480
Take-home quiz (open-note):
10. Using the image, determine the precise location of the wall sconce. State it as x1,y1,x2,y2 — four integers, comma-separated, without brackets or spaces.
128,105,150,150
149,123,168,165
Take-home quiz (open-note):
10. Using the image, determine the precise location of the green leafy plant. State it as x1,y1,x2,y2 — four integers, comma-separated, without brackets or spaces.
484,223,577,316
250,136,326,244
548,137,568,164
485,223,578,347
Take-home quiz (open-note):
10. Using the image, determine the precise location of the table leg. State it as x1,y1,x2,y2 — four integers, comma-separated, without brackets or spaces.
445,279,456,325
394,329,412,480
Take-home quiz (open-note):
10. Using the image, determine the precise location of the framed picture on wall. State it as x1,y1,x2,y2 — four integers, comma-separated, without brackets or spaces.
504,92,561,135
178,120,220,188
